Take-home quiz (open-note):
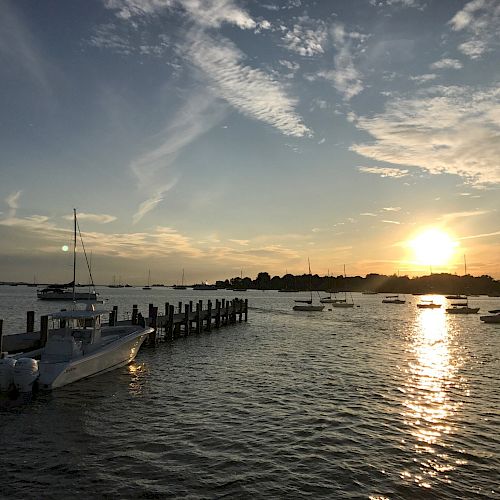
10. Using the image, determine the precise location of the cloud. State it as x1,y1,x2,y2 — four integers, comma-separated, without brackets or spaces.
382,220,401,224
430,58,463,70
184,30,311,137
358,166,409,178
282,16,327,57
62,212,117,224
360,212,377,217
228,239,249,246
369,0,424,8
448,0,500,59
459,229,500,240
352,85,500,185
410,73,437,84
5,190,22,216
441,209,490,221
382,207,401,211
317,22,364,100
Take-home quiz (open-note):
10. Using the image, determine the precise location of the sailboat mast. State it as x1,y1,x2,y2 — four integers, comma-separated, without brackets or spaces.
464,254,467,275
308,258,312,301
72,209,77,301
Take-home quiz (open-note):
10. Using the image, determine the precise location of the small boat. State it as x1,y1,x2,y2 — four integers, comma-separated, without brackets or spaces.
362,291,378,295
142,270,152,290
382,295,406,304
192,282,218,290
173,269,187,289
417,299,441,309
480,309,500,323
446,297,479,314
445,294,467,300
37,284,99,301
292,259,324,312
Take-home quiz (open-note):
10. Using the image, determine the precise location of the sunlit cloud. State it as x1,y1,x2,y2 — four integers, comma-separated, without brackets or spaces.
228,239,249,246
441,209,490,221
360,212,377,217
410,73,438,84
382,220,401,224
382,207,401,211
459,229,500,240
352,85,500,185
358,166,410,178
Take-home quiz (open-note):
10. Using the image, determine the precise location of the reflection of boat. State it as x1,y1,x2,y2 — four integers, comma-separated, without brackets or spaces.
382,295,405,304
480,309,500,323
417,300,441,309
293,259,324,312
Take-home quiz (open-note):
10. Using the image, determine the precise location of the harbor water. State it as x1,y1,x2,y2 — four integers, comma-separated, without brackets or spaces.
1,286,499,499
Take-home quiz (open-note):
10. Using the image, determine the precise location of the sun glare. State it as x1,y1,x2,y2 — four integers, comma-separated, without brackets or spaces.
409,229,458,267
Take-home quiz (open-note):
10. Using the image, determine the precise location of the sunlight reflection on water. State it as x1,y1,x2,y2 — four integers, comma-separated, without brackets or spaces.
402,305,466,488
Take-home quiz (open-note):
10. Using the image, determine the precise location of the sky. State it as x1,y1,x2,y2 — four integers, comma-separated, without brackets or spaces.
0,0,499,285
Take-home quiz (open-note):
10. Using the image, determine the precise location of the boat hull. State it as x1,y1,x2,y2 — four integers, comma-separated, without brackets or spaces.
37,291,98,301
446,307,479,314
331,303,354,308
480,314,500,323
293,305,324,311
38,327,151,390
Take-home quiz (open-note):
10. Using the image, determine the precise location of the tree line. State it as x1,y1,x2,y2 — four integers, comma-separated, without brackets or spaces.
216,272,500,296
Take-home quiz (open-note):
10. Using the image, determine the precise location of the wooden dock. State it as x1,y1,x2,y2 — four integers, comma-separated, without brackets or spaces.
0,298,249,354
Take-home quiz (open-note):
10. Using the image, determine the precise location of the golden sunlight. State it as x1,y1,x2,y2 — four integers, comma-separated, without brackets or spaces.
409,229,458,267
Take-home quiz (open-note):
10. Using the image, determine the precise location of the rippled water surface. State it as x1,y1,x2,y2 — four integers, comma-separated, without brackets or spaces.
1,286,499,499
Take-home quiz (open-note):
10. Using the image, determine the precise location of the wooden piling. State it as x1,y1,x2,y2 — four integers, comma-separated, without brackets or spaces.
178,301,183,314
148,306,158,346
168,304,175,340
206,300,212,332
215,300,221,328
40,315,49,347
238,299,243,322
244,299,248,321
27,311,35,333
0,319,3,356
184,304,190,336
132,304,138,325
195,302,201,334
148,303,154,320
113,305,118,323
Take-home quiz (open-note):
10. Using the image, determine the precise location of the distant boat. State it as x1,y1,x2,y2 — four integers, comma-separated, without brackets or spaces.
142,270,152,290
293,259,324,312
446,296,479,314
417,299,441,309
193,282,218,290
173,269,187,289
382,295,406,304
362,291,377,295
445,294,467,300
480,309,500,323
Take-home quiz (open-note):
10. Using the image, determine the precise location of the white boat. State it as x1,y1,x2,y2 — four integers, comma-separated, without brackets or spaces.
142,270,152,290
480,309,500,323
382,295,406,304
37,285,98,301
293,259,324,312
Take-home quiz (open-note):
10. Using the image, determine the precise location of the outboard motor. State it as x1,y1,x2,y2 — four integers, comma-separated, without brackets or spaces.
0,358,16,392
13,358,39,393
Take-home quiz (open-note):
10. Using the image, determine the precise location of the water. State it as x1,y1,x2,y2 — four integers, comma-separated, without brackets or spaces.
1,286,499,499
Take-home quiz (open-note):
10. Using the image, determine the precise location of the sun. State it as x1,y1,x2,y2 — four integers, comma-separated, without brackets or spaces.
409,228,458,267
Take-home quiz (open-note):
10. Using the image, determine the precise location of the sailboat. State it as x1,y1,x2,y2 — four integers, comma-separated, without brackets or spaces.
142,270,152,290
293,259,324,312
173,269,187,289
321,265,354,307
3,209,153,393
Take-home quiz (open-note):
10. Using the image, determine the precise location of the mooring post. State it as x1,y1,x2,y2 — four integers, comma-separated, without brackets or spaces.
184,304,190,336
40,315,49,347
215,300,221,328
132,304,138,325
225,300,230,325
221,299,226,325
178,301,183,314
148,303,154,321
26,310,35,333
195,302,201,334
113,305,118,323
206,300,212,332
0,319,4,357
189,300,193,312
109,309,115,326
166,304,174,340
149,306,158,346
244,299,248,321
238,299,243,322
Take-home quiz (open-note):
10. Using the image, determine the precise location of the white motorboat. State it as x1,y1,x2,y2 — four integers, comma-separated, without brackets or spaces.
417,299,441,309
446,297,479,314
8,303,152,392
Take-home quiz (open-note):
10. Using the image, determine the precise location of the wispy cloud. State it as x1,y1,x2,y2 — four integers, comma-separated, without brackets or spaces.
352,85,500,185
430,58,463,70
382,207,401,211
441,209,490,221
448,0,500,59
5,190,22,218
317,22,364,100
382,220,401,224
358,166,409,178
410,73,437,84
184,30,311,137
63,212,117,224
282,16,327,57
459,230,500,240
